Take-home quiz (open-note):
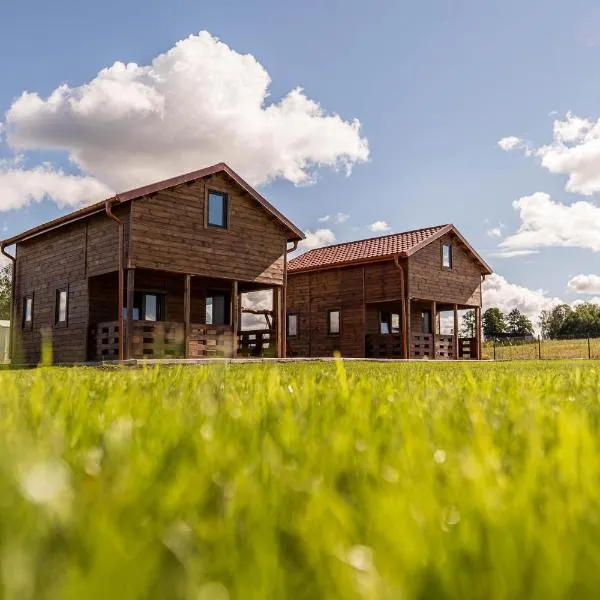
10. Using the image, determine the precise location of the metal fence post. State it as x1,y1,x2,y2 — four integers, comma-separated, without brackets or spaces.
493,338,496,361
538,336,542,360
588,335,591,360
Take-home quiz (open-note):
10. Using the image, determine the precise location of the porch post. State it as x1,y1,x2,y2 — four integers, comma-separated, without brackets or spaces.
184,274,191,358
273,286,283,358
475,306,482,360
453,304,459,360
406,298,412,359
231,280,239,358
431,300,437,360
126,268,135,359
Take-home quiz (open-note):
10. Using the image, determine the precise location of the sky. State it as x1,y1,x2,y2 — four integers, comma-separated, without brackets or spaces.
2,0,600,325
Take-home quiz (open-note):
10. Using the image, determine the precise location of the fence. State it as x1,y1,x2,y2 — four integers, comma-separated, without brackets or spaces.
484,334,600,361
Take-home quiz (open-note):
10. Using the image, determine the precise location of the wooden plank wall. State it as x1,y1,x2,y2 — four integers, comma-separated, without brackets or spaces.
409,233,482,306
13,207,130,364
286,260,405,358
129,173,288,285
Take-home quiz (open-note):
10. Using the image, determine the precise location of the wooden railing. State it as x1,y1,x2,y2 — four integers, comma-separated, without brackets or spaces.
411,333,434,359
188,324,234,358
131,322,184,358
458,337,476,359
435,334,454,359
365,334,404,358
91,321,235,360
238,329,274,356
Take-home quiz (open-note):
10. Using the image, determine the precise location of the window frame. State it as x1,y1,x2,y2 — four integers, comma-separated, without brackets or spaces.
22,293,34,331
54,285,69,328
206,188,229,230
441,241,453,270
379,310,401,335
206,290,231,326
327,309,341,336
132,291,166,322
287,313,299,338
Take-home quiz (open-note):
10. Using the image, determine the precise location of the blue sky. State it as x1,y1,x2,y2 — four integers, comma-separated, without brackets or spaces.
2,0,600,319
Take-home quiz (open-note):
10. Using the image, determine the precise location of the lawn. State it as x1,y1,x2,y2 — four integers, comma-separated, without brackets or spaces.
1,361,600,599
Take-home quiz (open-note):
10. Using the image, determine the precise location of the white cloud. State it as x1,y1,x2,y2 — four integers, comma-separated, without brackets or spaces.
503,111,600,195
498,192,600,254
486,224,504,238
483,273,562,328
240,290,272,330
317,212,349,225
2,31,369,210
567,274,600,294
491,249,539,258
297,228,336,253
0,161,112,211
368,220,390,233
498,136,523,151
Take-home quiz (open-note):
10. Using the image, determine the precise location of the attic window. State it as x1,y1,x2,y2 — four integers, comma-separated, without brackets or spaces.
442,242,452,269
207,190,228,228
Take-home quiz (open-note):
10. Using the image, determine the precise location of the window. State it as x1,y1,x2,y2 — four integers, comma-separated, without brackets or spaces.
380,311,401,335
55,288,68,325
132,292,165,321
327,309,340,335
442,242,452,269
206,291,230,325
422,310,432,334
207,190,228,228
23,295,33,330
287,313,298,337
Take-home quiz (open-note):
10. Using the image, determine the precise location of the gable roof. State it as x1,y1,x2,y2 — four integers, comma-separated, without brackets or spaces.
288,224,493,274
1,163,304,247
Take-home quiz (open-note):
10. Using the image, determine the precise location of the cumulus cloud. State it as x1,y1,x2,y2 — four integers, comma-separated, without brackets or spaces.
297,228,336,253
368,220,390,233
567,274,600,294
502,111,600,195
498,192,600,255
240,290,272,330
486,224,504,238
2,31,369,212
0,161,112,211
483,273,562,328
318,212,349,224
498,136,523,151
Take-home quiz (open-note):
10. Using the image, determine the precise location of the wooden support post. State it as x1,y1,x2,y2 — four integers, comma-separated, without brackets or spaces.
232,280,239,358
277,286,284,358
475,306,482,360
406,298,412,359
184,274,191,358
431,300,437,359
453,304,459,360
125,268,135,359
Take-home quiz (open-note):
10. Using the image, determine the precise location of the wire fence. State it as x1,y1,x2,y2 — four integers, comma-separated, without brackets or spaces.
483,335,600,361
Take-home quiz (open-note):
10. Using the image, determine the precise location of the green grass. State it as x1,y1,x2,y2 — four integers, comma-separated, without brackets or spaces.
1,361,600,599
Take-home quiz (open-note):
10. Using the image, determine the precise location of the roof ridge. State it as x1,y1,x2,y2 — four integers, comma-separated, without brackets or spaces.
292,224,450,258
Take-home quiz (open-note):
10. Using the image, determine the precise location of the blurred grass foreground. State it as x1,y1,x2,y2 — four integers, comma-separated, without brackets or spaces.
1,360,600,599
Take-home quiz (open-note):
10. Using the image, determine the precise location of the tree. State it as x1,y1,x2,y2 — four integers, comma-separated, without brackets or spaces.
460,310,475,337
507,308,534,336
0,264,11,320
539,304,572,339
483,307,506,338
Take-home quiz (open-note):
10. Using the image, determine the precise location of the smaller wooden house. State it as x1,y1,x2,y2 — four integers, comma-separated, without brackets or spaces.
1,163,304,364
286,224,492,359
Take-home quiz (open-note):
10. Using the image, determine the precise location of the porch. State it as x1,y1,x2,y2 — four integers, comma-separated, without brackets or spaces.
364,298,481,360
88,268,283,361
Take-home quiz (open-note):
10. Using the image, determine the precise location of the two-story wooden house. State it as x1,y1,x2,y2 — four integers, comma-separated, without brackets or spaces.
286,224,492,359
1,163,304,364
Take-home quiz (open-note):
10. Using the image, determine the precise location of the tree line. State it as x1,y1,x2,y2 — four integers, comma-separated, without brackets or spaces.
461,303,600,340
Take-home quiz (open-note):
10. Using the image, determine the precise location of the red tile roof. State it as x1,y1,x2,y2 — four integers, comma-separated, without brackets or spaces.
288,224,491,274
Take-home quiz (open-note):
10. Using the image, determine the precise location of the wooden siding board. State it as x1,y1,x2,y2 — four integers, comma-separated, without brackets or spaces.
129,174,287,285
408,233,482,306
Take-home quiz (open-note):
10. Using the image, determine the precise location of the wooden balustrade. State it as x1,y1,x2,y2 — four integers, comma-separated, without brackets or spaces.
92,321,120,360
365,334,404,358
131,322,184,358
188,325,234,358
435,334,454,359
238,329,274,356
458,337,476,359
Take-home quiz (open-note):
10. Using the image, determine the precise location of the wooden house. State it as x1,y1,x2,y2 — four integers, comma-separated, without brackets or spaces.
1,163,304,364
286,224,492,359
